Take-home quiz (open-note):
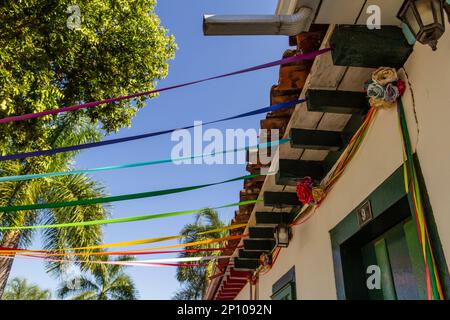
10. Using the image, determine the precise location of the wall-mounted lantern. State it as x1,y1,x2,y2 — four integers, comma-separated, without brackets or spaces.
274,224,292,248
397,0,446,50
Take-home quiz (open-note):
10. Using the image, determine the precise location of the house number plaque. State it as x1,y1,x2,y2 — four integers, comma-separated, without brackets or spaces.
357,200,373,227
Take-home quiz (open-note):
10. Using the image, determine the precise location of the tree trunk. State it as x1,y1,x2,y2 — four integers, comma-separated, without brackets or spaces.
0,231,21,297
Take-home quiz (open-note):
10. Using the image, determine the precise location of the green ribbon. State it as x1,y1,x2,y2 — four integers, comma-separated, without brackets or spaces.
0,201,260,230
398,100,441,300
0,173,265,213
0,139,289,183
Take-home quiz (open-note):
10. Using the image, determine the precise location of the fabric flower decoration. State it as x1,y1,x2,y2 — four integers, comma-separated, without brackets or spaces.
372,67,398,85
312,187,325,204
369,97,395,109
364,79,374,91
385,84,400,103
367,83,386,100
296,177,313,205
396,80,407,96
259,253,272,267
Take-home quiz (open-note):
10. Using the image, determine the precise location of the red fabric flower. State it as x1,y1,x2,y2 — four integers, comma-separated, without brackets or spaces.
396,80,407,96
296,177,313,205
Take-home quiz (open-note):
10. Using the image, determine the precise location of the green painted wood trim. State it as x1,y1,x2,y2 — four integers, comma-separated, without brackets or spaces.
276,159,324,186
330,165,407,245
248,227,275,239
271,282,296,300
330,25,414,68
238,249,264,259
263,192,301,208
234,258,259,270
243,239,276,252
374,239,397,300
272,266,296,294
330,158,450,300
331,240,347,300
255,211,296,225
330,165,408,300
306,89,369,114
290,128,343,151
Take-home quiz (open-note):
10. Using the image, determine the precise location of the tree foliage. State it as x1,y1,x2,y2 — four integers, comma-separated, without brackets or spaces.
57,255,138,300
0,0,176,160
1,277,51,300
173,208,227,300
0,118,109,276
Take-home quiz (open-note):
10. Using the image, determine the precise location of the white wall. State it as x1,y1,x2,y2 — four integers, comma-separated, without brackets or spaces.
236,29,450,300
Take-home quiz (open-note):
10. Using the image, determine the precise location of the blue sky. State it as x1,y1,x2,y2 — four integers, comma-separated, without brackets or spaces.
9,0,290,299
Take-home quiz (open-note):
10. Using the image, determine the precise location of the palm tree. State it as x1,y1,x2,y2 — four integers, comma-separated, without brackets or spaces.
1,277,51,300
57,255,138,300
173,208,227,300
0,115,109,295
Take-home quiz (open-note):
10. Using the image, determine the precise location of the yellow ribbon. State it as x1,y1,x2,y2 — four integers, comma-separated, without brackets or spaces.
0,224,247,256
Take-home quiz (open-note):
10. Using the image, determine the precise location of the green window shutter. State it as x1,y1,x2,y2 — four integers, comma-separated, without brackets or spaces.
271,282,296,300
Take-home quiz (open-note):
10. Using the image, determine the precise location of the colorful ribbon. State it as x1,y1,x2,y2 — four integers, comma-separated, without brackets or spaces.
0,200,260,230
0,254,212,268
397,99,443,300
0,139,288,183
0,100,304,162
324,106,378,194
0,48,331,125
0,172,264,213
0,247,233,256
60,224,247,251
0,234,246,257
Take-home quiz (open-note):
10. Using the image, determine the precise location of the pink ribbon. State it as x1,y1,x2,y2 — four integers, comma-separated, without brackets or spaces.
0,48,331,124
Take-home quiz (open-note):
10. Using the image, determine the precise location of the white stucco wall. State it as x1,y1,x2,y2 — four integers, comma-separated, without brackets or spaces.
235,29,450,300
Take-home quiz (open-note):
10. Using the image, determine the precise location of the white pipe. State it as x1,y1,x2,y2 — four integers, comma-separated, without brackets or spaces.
203,7,313,36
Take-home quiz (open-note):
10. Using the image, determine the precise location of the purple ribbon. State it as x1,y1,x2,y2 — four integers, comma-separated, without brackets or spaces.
0,48,331,125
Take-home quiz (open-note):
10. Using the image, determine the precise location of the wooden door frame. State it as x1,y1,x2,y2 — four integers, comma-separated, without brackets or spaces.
329,162,450,300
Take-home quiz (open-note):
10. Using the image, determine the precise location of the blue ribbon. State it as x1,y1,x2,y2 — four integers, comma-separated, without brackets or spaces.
0,139,290,183
0,99,304,162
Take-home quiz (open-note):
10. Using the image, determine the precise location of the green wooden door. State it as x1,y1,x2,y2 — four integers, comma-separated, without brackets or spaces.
361,218,427,300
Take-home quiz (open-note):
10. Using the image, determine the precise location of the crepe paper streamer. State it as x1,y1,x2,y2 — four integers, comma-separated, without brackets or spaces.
0,171,266,213
0,99,305,162
0,139,287,183
8,234,246,258
0,200,259,231
397,100,443,300
0,48,331,125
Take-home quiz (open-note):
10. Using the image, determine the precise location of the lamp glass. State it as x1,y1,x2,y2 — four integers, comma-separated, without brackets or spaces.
275,225,290,247
416,0,435,25
434,0,444,25
446,3,450,23
406,5,421,35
